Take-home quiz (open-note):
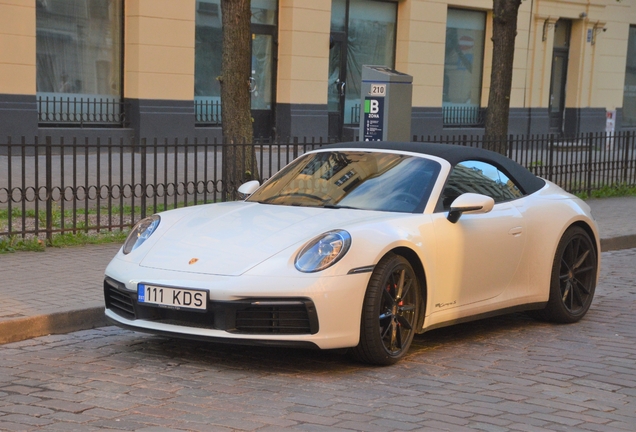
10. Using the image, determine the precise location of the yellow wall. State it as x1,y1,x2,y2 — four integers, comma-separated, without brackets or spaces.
2,0,636,113
0,0,35,95
124,0,195,100
277,0,331,105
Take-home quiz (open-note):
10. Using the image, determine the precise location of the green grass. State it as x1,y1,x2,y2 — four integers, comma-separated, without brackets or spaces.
0,236,46,253
0,230,129,254
0,200,213,253
576,184,636,200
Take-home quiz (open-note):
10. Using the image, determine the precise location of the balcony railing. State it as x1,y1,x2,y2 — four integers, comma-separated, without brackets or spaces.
195,98,222,126
37,94,127,127
443,105,486,128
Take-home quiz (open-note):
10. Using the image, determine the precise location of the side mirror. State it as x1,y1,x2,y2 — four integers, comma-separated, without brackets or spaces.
447,193,495,224
237,180,260,199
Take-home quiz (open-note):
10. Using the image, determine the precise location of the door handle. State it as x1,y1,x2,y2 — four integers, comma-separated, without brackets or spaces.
336,79,346,97
508,226,523,237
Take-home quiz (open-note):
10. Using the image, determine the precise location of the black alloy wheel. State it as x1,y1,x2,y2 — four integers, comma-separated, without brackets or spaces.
536,226,597,323
351,253,421,365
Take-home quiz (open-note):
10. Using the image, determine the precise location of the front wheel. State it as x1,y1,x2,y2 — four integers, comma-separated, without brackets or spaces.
534,226,598,323
350,253,421,365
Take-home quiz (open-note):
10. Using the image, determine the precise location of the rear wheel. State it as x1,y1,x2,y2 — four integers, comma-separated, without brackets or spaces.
350,254,420,365
534,226,597,323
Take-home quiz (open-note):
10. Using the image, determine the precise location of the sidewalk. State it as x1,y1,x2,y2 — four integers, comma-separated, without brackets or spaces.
1,196,635,345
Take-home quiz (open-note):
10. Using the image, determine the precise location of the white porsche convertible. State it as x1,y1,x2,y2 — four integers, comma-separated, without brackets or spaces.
104,142,600,365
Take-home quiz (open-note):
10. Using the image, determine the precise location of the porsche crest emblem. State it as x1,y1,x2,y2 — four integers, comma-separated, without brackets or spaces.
188,258,199,265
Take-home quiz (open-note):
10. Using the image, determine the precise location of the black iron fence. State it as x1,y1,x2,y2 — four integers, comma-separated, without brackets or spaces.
1,132,635,241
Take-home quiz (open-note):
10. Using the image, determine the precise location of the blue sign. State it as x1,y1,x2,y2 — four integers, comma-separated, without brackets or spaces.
363,97,384,141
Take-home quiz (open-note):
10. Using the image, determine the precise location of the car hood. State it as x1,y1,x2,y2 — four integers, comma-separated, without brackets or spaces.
139,202,386,276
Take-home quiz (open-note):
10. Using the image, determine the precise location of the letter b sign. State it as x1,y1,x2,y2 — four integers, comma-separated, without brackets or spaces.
369,99,379,114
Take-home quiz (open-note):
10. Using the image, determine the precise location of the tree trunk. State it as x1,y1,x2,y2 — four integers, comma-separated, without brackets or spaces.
484,0,522,155
220,0,259,198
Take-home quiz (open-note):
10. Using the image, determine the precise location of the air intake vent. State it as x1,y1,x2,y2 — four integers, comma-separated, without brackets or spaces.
234,301,318,334
104,278,135,320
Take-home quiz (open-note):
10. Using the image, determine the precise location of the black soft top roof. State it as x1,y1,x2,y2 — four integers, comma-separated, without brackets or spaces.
322,141,546,195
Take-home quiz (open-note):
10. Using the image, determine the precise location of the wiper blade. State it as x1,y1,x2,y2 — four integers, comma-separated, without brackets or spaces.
323,204,359,210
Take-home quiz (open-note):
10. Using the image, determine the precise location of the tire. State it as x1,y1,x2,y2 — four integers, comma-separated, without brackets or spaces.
350,253,421,365
533,226,597,323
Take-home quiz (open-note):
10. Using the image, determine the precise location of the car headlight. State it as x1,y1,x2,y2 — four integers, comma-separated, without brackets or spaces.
295,230,351,273
123,215,161,255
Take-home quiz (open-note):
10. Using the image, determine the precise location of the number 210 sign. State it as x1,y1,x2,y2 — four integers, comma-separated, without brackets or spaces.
370,84,386,96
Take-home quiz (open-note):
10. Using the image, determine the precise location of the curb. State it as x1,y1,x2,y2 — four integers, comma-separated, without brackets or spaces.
601,235,636,252
0,307,107,345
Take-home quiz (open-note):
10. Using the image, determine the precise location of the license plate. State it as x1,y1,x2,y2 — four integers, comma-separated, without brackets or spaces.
137,284,207,311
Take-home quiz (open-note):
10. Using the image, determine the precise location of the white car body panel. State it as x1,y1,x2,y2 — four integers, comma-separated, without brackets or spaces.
104,146,600,352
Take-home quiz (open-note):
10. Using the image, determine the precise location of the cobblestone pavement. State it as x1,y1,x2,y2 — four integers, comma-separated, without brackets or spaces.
0,248,634,432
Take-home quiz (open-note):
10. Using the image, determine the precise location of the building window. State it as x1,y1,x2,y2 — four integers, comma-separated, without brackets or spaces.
195,0,223,125
344,0,397,125
194,0,277,126
36,0,123,126
328,0,397,133
622,25,636,128
442,8,486,127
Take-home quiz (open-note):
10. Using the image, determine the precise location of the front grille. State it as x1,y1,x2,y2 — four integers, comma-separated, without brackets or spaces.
235,302,315,334
104,278,135,320
104,278,319,335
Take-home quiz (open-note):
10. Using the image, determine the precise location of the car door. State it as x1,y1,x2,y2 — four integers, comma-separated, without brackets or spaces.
429,160,527,311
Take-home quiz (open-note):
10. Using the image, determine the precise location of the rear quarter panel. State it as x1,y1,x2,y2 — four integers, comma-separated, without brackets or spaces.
521,182,601,303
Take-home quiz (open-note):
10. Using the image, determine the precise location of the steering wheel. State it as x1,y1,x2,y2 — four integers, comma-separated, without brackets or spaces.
392,192,421,206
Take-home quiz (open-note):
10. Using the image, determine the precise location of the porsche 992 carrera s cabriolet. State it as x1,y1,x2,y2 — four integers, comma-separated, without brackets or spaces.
104,142,600,365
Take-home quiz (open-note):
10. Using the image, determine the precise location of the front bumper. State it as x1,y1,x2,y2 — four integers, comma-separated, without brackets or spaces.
103,261,371,350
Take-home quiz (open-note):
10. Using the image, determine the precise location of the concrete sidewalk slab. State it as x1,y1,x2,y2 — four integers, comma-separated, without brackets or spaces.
587,196,636,251
0,196,635,345
0,243,120,344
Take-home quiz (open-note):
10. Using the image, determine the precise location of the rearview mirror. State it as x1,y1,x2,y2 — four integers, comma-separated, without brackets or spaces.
447,193,495,223
237,180,260,199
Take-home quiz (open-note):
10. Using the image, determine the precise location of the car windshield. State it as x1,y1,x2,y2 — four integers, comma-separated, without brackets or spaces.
247,151,441,213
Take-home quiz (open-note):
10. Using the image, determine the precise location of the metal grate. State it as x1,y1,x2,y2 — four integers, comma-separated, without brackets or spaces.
235,304,314,334
103,278,135,320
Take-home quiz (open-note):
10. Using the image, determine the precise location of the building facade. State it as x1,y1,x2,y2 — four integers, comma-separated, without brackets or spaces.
1,0,635,142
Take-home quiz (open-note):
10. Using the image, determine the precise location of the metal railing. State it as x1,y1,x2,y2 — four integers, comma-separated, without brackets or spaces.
442,105,486,127
37,96,127,127
1,132,635,241
414,132,636,195
194,98,222,126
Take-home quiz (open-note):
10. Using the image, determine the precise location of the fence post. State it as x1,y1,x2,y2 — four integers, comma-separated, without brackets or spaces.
586,132,594,198
624,131,632,184
45,136,53,245
140,138,147,219
548,135,554,183
6,136,12,238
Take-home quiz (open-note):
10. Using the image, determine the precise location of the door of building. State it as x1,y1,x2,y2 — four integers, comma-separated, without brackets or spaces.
328,32,347,140
548,20,571,135
251,26,276,139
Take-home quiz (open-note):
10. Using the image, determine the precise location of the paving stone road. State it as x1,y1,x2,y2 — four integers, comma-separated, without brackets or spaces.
1,248,635,432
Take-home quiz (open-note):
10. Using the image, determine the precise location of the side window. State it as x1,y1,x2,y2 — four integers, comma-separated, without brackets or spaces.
440,160,524,210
